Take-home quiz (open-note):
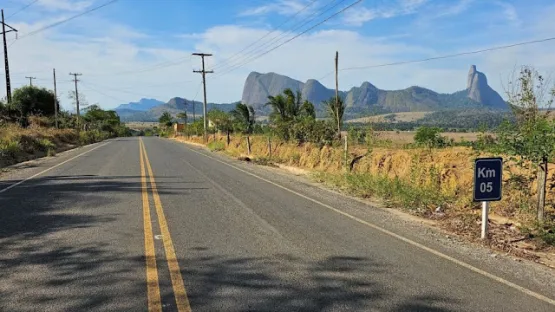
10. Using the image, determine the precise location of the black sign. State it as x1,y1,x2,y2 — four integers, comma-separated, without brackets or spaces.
473,158,503,201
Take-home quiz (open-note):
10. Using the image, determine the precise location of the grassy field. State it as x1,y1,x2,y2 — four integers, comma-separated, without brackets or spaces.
374,131,480,144
346,111,433,124
125,122,158,130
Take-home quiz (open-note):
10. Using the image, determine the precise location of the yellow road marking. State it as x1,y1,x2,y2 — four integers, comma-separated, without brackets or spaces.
141,139,192,312
181,143,555,307
140,139,162,312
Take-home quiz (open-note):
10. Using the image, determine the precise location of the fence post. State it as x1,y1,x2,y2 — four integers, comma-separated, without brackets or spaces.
268,136,272,159
247,136,251,155
344,135,348,172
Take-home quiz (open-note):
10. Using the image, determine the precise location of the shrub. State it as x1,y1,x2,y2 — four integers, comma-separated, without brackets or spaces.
0,140,21,158
207,141,225,152
37,138,55,152
414,126,446,148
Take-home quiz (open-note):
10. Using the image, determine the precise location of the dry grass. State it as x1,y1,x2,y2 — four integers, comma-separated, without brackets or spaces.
125,122,158,130
372,131,480,144
346,111,433,124
0,124,79,168
176,134,554,220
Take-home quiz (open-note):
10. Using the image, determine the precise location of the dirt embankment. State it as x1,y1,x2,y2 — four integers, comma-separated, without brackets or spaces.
0,124,80,168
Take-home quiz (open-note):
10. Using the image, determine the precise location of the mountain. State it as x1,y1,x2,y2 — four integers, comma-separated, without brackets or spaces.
120,97,237,122
240,65,507,114
115,98,165,111
466,65,506,109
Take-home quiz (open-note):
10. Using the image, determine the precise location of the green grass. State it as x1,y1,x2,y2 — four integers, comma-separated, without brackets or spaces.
207,141,225,152
0,140,21,157
313,171,448,213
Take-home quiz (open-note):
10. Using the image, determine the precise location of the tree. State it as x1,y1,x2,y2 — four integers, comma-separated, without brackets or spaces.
159,111,173,128
266,88,315,122
231,103,255,154
12,86,58,121
176,112,188,124
414,126,446,148
324,95,345,137
497,66,555,222
207,109,233,145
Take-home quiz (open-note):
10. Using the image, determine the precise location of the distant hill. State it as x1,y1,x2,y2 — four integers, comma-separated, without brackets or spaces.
119,97,238,122
115,98,165,111
241,65,508,115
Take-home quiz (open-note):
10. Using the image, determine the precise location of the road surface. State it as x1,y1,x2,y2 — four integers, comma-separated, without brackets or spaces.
1,137,554,311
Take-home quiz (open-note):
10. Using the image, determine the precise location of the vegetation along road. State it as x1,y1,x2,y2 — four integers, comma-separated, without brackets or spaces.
0,136,554,311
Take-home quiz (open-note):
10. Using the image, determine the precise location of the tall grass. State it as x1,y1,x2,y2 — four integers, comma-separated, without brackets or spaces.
314,171,448,213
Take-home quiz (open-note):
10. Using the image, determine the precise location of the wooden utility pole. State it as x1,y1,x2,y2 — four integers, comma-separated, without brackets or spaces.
192,52,213,143
1,9,17,104
25,76,36,86
53,68,58,128
69,73,82,131
335,51,340,137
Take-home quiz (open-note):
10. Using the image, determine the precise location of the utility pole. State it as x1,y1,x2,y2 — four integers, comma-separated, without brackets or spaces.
192,52,213,143
25,76,36,86
1,9,17,104
335,51,340,138
69,73,82,131
53,69,58,128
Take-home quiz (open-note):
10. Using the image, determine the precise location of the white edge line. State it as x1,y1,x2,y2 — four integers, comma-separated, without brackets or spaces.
180,143,555,307
0,141,111,194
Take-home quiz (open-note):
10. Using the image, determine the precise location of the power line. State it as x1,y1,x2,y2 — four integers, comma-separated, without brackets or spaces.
316,36,555,80
82,80,168,100
210,0,318,71
80,81,128,103
214,0,362,79
86,55,193,78
214,0,350,74
6,0,39,20
15,0,118,40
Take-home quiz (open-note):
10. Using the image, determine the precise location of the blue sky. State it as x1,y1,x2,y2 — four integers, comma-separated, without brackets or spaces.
1,0,554,110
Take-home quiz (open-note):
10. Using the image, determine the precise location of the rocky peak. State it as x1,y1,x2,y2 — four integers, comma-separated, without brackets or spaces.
466,65,505,108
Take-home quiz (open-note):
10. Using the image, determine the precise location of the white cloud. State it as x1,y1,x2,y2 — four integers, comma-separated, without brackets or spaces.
37,0,94,12
342,0,428,26
3,2,555,110
495,1,520,25
433,0,475,18
238,0,311,17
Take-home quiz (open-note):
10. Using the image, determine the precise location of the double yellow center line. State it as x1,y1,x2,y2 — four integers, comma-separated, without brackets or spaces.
139,138,191,312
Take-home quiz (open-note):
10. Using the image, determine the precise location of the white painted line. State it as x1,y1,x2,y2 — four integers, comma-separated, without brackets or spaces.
181,143,555,307
0,142,111,194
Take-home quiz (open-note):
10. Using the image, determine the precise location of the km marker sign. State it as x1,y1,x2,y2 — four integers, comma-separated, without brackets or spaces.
474,158,503,201
473,157,503,239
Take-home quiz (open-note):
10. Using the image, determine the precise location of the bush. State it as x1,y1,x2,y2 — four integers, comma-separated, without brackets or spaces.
79,130,108,145
0,140,21,158
414,126,446,148
275,119,336,146
207,141,225,152
37,138,55,152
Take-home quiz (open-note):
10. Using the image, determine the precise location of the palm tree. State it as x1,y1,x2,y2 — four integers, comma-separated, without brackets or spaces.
231,103,256,154
266,94,288,123
266,88,316,122
324,95,345,137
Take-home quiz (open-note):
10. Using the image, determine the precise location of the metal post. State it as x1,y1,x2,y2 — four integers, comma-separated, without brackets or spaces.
481,201,489,240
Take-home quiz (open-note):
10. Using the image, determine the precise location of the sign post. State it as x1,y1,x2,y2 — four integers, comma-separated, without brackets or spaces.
473,158,503,240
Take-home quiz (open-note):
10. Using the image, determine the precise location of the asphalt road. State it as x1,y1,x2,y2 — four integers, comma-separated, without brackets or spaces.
1,136,555,312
